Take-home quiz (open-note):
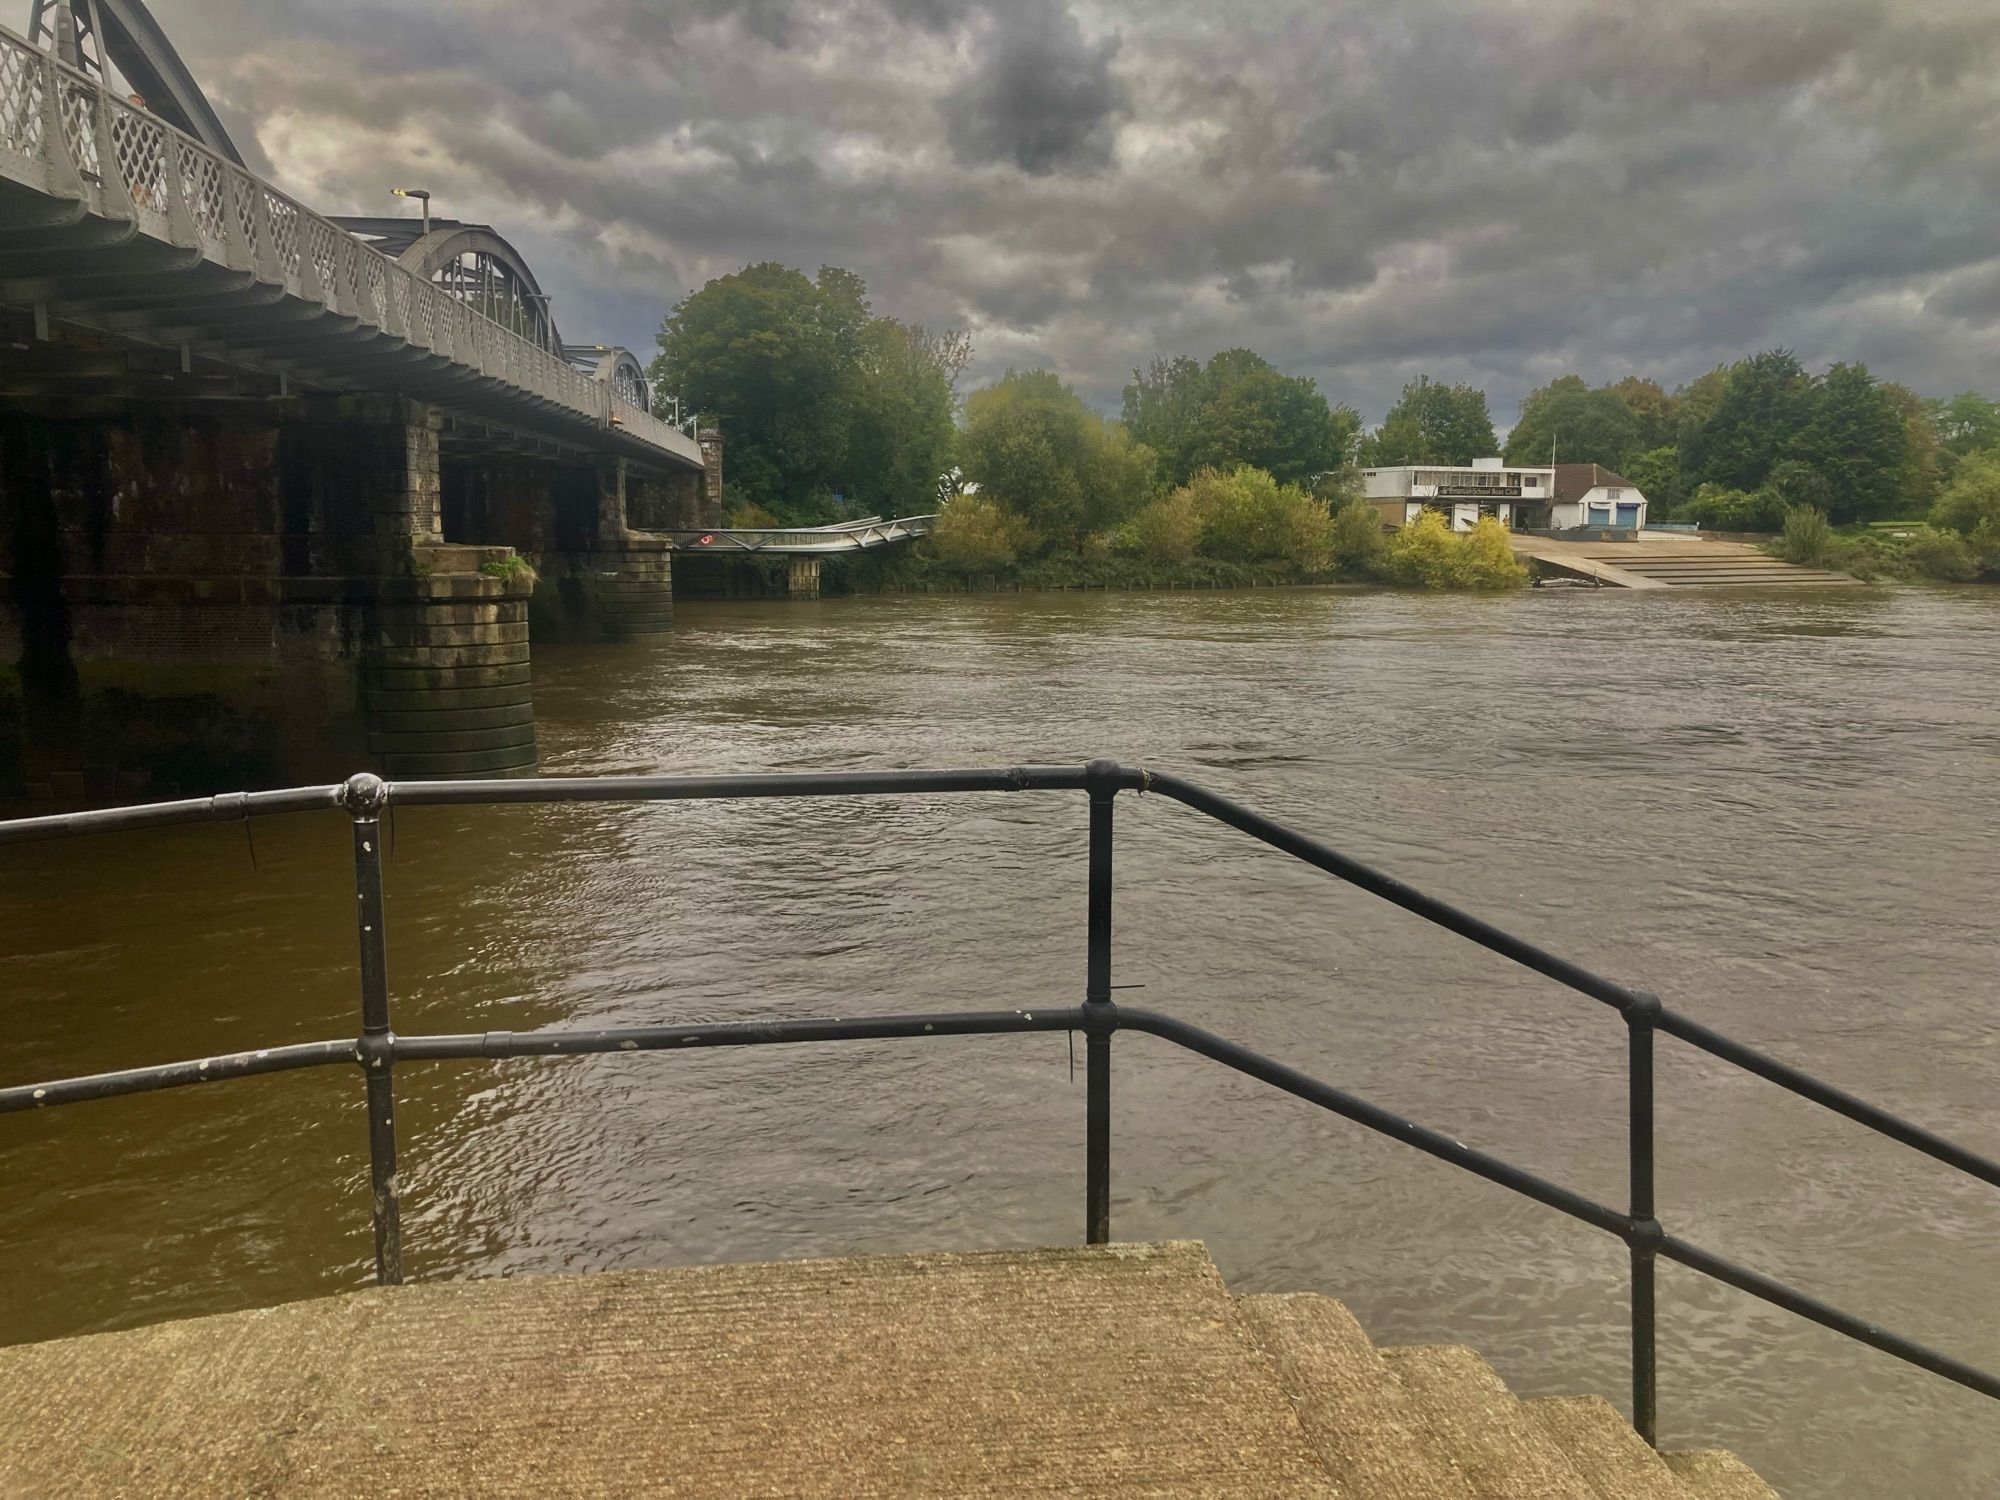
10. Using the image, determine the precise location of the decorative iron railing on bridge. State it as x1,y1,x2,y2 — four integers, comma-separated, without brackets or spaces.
0,24,693,465
1,761,1995,1456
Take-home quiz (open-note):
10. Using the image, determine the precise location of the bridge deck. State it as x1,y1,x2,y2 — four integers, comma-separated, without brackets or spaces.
0,1241,1773,1497
0,23,698,473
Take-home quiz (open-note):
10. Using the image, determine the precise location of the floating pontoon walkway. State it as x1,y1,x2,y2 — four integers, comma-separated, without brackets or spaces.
0,1242,1777,1497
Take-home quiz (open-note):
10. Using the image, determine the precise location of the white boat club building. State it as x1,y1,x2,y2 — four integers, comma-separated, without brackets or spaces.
1361,457,1553,532
1361,458,1651,533
1549,463,1647,531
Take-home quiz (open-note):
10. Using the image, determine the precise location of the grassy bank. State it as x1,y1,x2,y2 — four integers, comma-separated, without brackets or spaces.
1766,511,1997,582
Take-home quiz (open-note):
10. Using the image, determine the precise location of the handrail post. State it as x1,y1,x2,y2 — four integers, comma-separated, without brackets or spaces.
342,772,403,1285
1082,758,1120,1245
1626,989,1662,1445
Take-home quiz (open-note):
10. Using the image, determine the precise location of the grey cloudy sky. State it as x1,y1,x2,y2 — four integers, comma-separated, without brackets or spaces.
164,0,2000,425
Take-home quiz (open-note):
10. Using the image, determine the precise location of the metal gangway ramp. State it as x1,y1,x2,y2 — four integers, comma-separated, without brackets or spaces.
656,514,937,554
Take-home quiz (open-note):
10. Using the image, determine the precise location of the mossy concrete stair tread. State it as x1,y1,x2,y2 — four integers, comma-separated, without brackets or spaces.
1524,1396,1683,1498
1663,1450,1784,1499
1237,1292,1475,1498
0,1241,1335,1498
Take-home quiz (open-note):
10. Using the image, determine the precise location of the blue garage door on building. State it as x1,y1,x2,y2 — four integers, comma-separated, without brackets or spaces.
1616,503,1640,528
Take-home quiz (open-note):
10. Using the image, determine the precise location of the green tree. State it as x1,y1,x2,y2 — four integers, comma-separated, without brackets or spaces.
1765,458,1832,513
652,263,852,518
1362,376,1497,464
1607,376,1682,451
1673,366,1730,449
1925,391,2000,491
1791,361,1909,523
959,370,1155,548
1502,377,1642,469
1928,392,2000,461
929,492,1036,572
1120,356,1205,483
1181,466,1332,568
652,262,969,523
1682,349,1814,493
1679,483,1785,533
1881,381,1943,513
1328,496,1388,578
1930,449,2000,577
1122,487,1204,564
1122,349,1358,487
1623,446,1685,516
841,320,967,520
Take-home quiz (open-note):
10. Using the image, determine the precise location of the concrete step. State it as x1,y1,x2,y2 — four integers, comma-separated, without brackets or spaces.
1525,1396,1683,1498
1239,1293,1474,1498
1574,550,1862,584
0,1242,1335,1498
1654,578,1864,588
1604,560,1852,572
0,1242,1782,1498
1380,1344,1598,1499
1663,1449,1784,1499
1613,566,1851,577
1611,569,1864,587
1611,561,1841,570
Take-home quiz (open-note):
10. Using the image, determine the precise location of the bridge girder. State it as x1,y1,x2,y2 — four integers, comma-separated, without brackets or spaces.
562,344,650,410
26,0,243,163
329,219,561,356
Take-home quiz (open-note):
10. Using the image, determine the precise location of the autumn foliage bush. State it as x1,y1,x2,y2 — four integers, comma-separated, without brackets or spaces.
1381,512,1529,590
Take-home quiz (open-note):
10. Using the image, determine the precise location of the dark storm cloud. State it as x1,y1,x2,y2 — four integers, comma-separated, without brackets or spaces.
941,0,1130,175
1926,261,2000,328
159,0,2000,421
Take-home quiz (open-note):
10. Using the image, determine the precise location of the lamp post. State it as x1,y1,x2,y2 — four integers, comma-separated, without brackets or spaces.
391,187,431,235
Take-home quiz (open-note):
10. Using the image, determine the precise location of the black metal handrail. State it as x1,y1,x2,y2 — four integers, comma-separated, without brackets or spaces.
2,759,1996,1452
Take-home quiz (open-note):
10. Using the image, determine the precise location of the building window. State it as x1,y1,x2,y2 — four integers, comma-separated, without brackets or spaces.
1523,476,1539,489
1606,488,1622,499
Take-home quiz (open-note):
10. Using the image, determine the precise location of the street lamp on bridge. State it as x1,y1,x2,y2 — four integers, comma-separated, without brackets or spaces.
391,187,431,235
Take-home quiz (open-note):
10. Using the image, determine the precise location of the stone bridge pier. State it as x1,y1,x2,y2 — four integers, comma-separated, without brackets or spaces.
439,424,721,644
0,389,715,802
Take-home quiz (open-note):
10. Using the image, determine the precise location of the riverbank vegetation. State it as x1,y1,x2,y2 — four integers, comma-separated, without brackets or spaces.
940,370,1523,590
1772,452,2000,581
657,260,2000,588
650,263,966,525
1453,348,2000,583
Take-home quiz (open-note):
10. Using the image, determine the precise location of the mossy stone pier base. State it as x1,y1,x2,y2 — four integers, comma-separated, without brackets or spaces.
533,536,675,642
362,572,537,779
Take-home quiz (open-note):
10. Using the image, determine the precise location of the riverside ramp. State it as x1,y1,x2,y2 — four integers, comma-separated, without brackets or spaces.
0,1242,1775,1497
1511,533,1862,588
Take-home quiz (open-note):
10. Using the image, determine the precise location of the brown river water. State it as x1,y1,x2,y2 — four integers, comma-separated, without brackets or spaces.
3,584,1998,1497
